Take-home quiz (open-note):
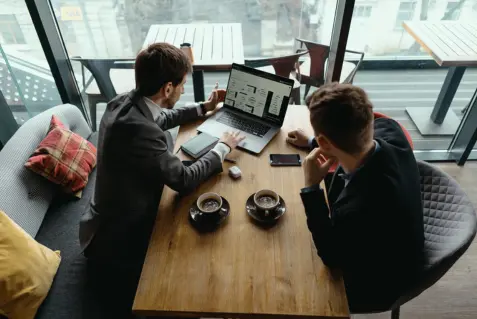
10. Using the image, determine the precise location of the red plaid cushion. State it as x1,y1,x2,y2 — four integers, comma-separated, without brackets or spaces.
25,115,97,198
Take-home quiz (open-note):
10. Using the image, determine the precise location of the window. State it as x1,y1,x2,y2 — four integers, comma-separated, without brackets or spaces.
443,1,461,20
0,15,26,45
353,5,372,18
429,0,437,10
395,1,416,29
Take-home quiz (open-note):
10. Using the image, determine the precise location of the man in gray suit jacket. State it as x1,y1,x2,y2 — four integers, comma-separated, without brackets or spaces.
79,43,244,267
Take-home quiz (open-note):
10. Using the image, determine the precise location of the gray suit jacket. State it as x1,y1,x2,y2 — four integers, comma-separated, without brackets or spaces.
79,89,222,263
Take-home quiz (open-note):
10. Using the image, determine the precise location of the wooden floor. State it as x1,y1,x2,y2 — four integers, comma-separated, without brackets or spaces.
354,162,477,319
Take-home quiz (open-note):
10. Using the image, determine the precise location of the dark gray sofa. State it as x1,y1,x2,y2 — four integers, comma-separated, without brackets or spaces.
0,104,137,319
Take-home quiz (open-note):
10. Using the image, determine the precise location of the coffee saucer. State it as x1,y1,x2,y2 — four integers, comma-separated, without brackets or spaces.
246,193,286,224
189,196,230,231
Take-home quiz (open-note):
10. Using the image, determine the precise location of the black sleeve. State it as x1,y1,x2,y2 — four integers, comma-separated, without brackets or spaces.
300,188,361,268
374,118,411,150
310,138,319,150
300,188,341,267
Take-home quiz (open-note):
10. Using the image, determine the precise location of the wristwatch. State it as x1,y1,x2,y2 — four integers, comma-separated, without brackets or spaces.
199,102,207,115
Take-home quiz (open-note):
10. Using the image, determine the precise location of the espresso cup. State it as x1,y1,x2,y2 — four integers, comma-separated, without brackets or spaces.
253,189,280,217
180,43,194,64
197,192,223,215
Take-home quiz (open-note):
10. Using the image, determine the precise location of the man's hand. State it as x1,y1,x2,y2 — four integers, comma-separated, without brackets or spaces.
220,131,246,150
203,82,220,113
303,148,336,188
287,128,312,148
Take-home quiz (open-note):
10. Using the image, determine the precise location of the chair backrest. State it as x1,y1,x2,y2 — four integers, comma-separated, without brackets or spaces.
70,57,135,101
244,52,308,78
392,160,477,309
296,38,365,85
296,38,330,84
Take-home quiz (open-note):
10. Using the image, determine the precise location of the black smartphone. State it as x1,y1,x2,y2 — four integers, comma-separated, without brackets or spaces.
269,154,301,166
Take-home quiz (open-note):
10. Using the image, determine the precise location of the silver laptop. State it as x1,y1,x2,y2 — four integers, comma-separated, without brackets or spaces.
197,63,294,154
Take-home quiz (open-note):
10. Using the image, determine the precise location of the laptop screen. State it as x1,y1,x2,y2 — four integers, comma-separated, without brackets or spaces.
224,64,294,126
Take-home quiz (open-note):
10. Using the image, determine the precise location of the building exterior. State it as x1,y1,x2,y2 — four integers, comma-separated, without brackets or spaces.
1,0,477,62
320,0,477,57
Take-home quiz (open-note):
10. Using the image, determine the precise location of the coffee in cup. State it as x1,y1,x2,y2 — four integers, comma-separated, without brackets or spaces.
253,189,280,217
197,192,223,214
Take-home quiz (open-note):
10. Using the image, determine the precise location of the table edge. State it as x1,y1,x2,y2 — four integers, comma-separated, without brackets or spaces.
132,309,350,319
402,22,444,66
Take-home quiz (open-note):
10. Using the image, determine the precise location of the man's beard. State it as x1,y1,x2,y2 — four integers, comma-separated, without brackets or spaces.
163,95,178,109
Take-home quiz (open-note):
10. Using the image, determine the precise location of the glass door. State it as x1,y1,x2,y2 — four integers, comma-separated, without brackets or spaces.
344,0,477,163
0,2,62,125
49,0,340,129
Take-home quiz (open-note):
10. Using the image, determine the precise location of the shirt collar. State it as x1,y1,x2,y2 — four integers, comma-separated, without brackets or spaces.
338,140,381,182
143,97,162,121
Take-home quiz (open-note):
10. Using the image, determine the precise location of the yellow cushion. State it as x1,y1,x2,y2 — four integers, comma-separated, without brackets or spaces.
0,210,61,319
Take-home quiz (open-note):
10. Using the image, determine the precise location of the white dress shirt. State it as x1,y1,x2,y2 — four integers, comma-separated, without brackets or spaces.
143,97,230,161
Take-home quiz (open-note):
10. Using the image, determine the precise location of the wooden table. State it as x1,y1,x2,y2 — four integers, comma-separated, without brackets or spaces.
133,105,349,318
143,23,245,102
403,21,477,136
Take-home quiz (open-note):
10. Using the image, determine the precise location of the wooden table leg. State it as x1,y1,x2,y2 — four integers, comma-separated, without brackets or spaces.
192,70,205,102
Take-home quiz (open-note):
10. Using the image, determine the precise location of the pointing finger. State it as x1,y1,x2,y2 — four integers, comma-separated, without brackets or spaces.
306,147,320,160
321,157,336,171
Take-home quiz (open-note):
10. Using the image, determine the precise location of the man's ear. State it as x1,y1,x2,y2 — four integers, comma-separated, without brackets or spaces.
163,82,173,98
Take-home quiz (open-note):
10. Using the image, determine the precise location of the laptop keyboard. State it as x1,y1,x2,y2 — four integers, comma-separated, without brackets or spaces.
217,112,271,137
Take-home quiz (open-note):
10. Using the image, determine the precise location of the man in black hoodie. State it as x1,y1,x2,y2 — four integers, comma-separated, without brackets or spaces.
287,83,424,312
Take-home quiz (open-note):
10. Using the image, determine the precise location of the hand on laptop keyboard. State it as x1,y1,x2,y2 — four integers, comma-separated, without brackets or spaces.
217,113,271,137
220,131,246,150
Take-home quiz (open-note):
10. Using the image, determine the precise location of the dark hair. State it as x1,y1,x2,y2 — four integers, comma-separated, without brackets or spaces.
307,83,373,154
135,43,192,96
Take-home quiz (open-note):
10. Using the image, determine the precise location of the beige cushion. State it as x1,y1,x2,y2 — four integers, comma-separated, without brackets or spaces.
0,210,61,319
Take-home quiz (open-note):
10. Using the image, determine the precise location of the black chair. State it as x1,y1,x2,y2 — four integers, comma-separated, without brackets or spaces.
358,160,477,318
245,51,308,105
295,38,364,99
71,57,135,131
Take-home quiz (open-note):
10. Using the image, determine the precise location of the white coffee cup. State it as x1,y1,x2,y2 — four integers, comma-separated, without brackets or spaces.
253,189,280,216
197,192,223,214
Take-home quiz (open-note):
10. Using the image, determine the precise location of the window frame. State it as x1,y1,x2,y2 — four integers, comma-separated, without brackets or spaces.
353,4,372,18
394,1,417,30
443,1,462,20
0,14,27,45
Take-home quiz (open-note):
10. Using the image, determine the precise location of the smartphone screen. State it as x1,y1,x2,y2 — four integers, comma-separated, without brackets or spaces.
269,154,301,166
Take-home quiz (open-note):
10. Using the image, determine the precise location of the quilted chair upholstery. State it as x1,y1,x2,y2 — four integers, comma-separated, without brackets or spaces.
389,160,477,318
